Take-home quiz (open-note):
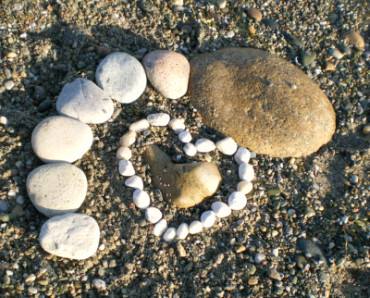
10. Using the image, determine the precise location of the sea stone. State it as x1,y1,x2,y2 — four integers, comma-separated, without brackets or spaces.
189,48,336,157
31,116,93,163
56,78,114,124
145,145,222,208
39,213,100,260
26,163,87,217
143,50,190,99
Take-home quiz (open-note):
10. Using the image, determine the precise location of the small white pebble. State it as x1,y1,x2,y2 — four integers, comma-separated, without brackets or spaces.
145,207,162,223
132,189,150,209
147,112,170,126
238,163,255,182
255,253,266,263
116,147,132,160
129,119,150,132
183,143,197,157
211,201,231,218
178,130,192,143
118,160,135,176
119,131,136,147
195,138,216,153
163,227,177,242
216,137,238,155
125,175,144,190
92,278,106,291
200,210,216,228
176,223,189,239
153,219,167,236
189,220,203,234
237,181,253,194
234,147,251,164
4,80,15,90
169,118,185,133
227,191,247,210
0,116,8,125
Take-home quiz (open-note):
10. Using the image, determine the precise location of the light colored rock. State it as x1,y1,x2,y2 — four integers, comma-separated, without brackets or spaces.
247,7,262,22
118,160,135,176
116,147,132,160
147,112,170,126
176,223,189,239
92,278,106,291
216,137,238,155
39,213,100,260
26,163,87,217
211,201,231,218
95,52,146,103
234,147,251,164
195,138,216,153
143,50,190,99
200,210,216,228
169,118,185,133
31,116,93,163
119,131,136,147
124,175,144,190
189,220,203,234
345,31,365,50
163,227,176,242
178,130,192,143
237,181,253,194
145,207,162,223
129,119,150,132
183,143,197,157
239,163,255,182
133,189,150,209
227,191,247,210
153,219,167,236
56,78,114,124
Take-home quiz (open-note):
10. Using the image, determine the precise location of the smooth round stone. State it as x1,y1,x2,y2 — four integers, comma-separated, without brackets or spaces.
189,220,203,234
178,130,192,143
234,147,251,164
163,227,176,242
95,52,146,103
147,113,170,127
145,207,162,224
237,181,253,194
31,116,93,163
129,119,150,132
119,131,136,147
169,118,185,133
132,189,150,209
39,213,100,260
176,223,189,240
116,147,132,160
143,50,190,99
216,137,238,155
124,175,143,190
200,210,216,228
153,219,167,236
56,78,114,124
228,191,247,210
195,138,216,153
118,160,135,176
26,163,87,217
183,143,197,157
211,201,232,218
239,163,255,182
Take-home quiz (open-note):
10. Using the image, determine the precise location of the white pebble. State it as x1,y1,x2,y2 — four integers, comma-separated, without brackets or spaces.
169,118,185,133
176,223,189,240
234,147,251,164
200,210,216,228
183,143,197,157
237,181,253,194
238,163,255,182
227,191,247,210
147,112,170,126
124,175,143,190
0,116,8,125
178,130,192,143
145,207,162,224
116,147,132,160
188,220,203,234
153,219,167,236
195,138,216,153
118,160,135,176
132,189,150,209
119,131,136,147
129,119,150,132
216,137,238,155
211,201,231,218
163,227,176,242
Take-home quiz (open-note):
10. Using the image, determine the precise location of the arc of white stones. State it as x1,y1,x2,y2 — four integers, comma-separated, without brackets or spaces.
117,112,255,242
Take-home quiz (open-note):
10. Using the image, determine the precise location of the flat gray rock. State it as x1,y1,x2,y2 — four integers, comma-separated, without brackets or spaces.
39,213,100,260
56,78,114,124
95,52,146,103
27,163,87,217
31,116,93,163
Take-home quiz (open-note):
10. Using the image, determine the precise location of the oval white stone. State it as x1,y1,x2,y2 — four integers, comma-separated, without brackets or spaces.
234,147,251,164
129,119,150,132
39,213,100,260
216,137,238,156
118,160,135,176
176,223,189,240
227,191,247,210
95,52,146,103
124,175,143,190
178,130,192,143
238,163,255,182
56,78,114,124
183,143,197,157
145,207,162,224
132,189,150,209
116,147,132,160
189,220,203,234
119,131,136,147
153,219,167,236
237,181,253,194
163,227,176,242
200,210,217,228
169,118,185,133
26,163,87,217
211,201,232,218
147,113,170,126
31,116,93,163
195,138,216,153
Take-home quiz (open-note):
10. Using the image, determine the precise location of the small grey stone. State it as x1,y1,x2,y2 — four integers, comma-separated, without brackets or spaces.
255,253,266,264
92,278,106,291
0,201,9,212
